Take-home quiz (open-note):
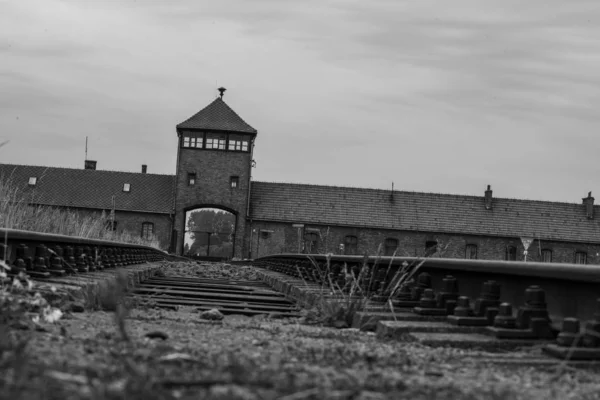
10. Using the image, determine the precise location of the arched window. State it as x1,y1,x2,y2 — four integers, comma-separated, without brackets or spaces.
304,232,318,253
141,222,154,240
384,238,398,256
344,235,358,255
541,249,552,263
506,246,517,261
465,244,478,259
575,251,587,265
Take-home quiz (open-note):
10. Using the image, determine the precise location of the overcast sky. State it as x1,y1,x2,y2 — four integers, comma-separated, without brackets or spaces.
1,0,599,203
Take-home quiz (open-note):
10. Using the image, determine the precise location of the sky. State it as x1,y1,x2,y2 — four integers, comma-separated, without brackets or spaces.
1,0,600,204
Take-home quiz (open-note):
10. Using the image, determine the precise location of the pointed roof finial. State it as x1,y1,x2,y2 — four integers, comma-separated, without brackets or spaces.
218,87,226,99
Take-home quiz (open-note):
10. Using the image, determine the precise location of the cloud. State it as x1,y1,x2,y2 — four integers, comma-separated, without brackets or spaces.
1,0,599,202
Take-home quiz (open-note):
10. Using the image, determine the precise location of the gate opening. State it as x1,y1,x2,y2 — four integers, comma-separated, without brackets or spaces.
183,207,236,260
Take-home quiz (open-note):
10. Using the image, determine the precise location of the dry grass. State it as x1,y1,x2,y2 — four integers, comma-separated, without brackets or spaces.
0,173,162,249
299,243,440,328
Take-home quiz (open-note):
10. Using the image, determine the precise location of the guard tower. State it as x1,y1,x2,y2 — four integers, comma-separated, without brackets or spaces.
173,88,257,259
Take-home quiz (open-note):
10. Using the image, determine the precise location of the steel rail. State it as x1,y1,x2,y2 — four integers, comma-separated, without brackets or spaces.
0,228,169,277
252,253,600,324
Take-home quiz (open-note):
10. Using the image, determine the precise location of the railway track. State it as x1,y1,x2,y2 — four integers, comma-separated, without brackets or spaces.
252,254,600,363
130,275,301,316
0,229,301,318
4,228,600,363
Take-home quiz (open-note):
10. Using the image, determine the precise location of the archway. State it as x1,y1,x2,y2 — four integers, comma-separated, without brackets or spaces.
183,207,236,260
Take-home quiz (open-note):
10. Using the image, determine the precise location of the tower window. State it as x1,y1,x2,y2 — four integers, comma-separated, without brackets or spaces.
384,238,398,256
123,183,131,192
465,244,478,259
28,177,37,186
506,245,517,261
230,176,239,188
141,222,154,240
182,132,203,148
575,251,587,264
188,173,196,186
541,249,552,263
206,132,227,150
228,134,250,152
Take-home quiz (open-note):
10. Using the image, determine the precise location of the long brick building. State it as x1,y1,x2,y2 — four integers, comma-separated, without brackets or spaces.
2,90,600,263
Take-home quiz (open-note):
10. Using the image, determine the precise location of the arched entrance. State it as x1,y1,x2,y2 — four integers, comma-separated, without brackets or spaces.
183,207,236,260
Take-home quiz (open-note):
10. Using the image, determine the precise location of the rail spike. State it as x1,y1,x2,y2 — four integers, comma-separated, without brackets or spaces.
447,280,501,327
485,285,554,340
544,298,600,360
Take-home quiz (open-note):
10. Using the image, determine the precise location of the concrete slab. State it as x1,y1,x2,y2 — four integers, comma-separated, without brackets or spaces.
406,332,553,351
32,262,165,309
352,311,446,331
376,320,484,339
543,344,600,361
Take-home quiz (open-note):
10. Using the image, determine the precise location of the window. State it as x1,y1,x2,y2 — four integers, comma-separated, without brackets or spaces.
182,132,203,149
506,246,517,261
141,222,154,240
304,232,318,253
575,251,587,264
28,177,37,186
384,238,398,256
465,244,478,259
105,220,118,231
425,240,438,257
188,173,196,186
230,176,239,188
260,231,271,240
541,249,552,263
228,134,250,152
205,132,227,150
123,183,130,192
344,235,358,255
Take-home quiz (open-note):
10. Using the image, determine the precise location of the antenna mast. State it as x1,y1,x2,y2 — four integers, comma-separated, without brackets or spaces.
85,136,88,161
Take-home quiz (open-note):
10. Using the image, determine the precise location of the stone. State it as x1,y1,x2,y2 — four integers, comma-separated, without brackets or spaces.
145,331,169,340
199,308,225,321
70,302,85,313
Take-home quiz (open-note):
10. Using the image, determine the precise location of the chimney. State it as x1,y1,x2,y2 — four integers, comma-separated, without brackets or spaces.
583,191,594,219
484,185,493,210
84,160,97,170
141,164,147,174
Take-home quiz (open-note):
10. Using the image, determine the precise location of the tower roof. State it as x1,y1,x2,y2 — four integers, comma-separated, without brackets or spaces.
176,97,257,134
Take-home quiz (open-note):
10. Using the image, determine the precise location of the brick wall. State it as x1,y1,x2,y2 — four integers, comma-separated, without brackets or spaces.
248,220,600,264
111,210,172,250
173,144,253,258
57,208,172,250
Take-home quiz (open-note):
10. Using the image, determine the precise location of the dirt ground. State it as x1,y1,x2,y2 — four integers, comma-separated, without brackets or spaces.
2,262,600,400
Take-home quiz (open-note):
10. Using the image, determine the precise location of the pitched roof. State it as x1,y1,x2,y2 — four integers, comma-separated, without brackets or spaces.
0,164,175,214
250,181,600,244
176,98,257,134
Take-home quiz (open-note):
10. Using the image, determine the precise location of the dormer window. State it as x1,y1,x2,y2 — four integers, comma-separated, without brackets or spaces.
230,176,239,188
28,177,37,186
123,183,131,192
